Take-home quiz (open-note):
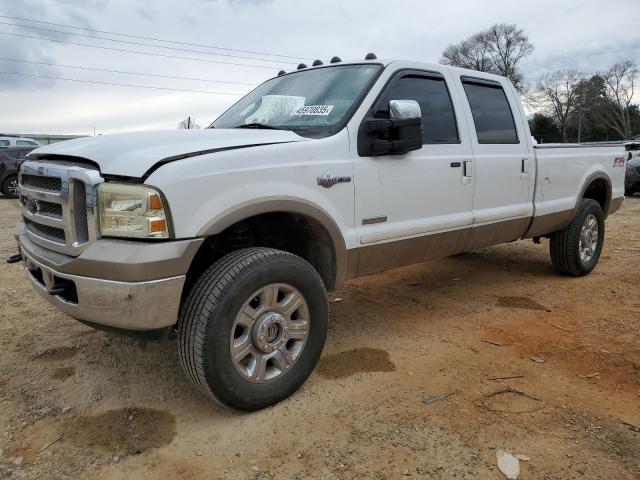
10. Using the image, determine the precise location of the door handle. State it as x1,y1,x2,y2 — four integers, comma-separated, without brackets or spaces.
521,158,529,180
450,162,462,168
462,160,473,185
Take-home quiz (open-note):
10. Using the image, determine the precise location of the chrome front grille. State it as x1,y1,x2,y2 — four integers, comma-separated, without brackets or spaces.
36,200,63,218
25,219,66,242
21,174,63,191
19,161,103,256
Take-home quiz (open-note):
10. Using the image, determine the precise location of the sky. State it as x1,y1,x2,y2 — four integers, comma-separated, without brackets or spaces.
0,0,639,135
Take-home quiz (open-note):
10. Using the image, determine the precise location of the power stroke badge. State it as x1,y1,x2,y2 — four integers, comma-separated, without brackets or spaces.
317,173,352,188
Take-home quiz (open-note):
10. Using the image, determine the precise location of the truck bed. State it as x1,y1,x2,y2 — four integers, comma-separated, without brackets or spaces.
527,143,626,237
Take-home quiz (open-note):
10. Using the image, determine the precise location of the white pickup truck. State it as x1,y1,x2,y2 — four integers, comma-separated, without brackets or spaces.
11,57,626,410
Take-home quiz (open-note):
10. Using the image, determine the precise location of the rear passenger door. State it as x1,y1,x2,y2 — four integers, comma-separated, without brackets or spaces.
458,77,534,229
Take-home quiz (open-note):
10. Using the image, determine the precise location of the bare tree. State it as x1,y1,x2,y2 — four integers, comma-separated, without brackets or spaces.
441,32,493,72
440,23,534,91
534,69,585,142
599,61,637,139
483,24,534,89
178,116,201,129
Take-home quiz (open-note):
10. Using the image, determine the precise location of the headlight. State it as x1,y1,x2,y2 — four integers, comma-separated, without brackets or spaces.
98,183,170,239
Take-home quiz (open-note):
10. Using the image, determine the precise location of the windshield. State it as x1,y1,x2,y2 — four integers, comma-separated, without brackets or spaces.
212,64,382,137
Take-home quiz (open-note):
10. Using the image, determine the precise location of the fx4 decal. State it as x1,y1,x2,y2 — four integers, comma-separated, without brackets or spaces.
613,156,626,168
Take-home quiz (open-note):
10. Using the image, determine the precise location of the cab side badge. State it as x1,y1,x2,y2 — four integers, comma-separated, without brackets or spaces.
317,173,352,188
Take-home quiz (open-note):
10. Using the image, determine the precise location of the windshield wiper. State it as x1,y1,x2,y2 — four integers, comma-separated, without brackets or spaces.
235,123,283,130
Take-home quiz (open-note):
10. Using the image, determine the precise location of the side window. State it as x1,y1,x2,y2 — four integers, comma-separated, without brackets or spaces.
375,74,459,144
0,140,9,148
16,140,34,146
462,80,518,144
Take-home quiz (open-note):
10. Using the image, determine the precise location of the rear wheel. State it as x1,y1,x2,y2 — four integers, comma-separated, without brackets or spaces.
178,247,327,411
549,199,604,276
1,175,19,198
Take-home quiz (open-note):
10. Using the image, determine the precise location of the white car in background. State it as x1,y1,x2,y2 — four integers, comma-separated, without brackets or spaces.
0,137,40,149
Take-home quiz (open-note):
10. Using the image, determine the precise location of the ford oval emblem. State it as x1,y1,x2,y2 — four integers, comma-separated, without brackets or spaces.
26,197,39,215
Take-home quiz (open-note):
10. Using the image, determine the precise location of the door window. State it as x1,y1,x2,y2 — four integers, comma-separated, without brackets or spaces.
374,73,459,144
462,80,518,144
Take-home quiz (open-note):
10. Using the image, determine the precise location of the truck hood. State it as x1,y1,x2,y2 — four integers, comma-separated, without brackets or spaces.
29,129,306,177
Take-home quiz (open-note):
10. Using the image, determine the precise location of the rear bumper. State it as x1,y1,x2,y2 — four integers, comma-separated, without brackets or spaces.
21,247,186,330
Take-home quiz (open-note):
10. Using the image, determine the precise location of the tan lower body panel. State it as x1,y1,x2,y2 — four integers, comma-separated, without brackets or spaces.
352,217,531,278
608,196,624,216
522,209,574,239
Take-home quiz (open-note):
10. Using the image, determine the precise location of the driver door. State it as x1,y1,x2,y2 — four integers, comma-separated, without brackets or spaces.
350,68,475,275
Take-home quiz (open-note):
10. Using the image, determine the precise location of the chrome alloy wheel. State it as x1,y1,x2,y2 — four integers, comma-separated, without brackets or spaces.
7,178,19,197
230,283,310,383
579,213,599,263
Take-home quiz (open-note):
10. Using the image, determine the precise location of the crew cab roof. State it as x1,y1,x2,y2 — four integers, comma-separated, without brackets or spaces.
277,58,512,86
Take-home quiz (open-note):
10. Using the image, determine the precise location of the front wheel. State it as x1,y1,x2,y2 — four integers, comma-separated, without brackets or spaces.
178,248,327,411
1,175,19,198
549,199,605,276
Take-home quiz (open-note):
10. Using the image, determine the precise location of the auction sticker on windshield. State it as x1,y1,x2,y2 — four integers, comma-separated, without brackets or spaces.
291,105,334,116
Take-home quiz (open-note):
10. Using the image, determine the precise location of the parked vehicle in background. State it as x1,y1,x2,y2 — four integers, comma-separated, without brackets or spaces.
11,57,626,411
0,137,40,149
625,142,640,196
0,147,35,197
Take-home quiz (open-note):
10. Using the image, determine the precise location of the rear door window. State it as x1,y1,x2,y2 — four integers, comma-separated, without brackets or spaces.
461,80,518,144
0,140,9,148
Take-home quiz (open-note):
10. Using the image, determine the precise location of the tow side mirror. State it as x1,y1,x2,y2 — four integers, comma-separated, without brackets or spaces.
358,100,423,156
389,100,421,120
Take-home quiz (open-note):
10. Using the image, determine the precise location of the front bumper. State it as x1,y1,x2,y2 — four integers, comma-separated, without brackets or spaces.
626,170,640,192
16,223,203,331
21,249,185,330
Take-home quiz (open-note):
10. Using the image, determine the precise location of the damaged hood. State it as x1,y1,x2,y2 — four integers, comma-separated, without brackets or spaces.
29,128,306,177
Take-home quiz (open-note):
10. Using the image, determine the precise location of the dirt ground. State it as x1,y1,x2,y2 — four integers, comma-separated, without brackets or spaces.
1,195,639,480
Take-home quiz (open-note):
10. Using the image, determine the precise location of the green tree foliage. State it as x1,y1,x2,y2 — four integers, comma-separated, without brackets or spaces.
533,64,638,142
529,113,561,143
533,69,584,142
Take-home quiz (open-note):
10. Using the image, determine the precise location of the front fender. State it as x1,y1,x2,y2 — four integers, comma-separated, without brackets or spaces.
196,196,351,285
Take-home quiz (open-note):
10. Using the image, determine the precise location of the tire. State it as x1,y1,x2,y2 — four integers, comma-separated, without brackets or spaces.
549,199,605,276
178,247,328,411
1,175,19,198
